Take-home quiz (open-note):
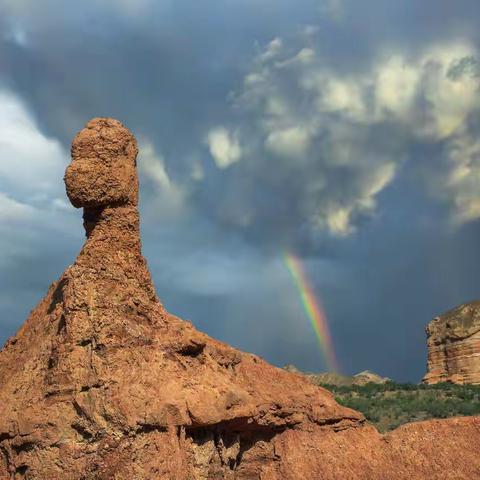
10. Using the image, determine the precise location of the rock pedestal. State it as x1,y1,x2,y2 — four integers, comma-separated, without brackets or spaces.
423,301,480,385
1,118,479,479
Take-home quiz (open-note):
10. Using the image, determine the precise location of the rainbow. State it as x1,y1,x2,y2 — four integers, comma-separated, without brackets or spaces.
283,252,340,372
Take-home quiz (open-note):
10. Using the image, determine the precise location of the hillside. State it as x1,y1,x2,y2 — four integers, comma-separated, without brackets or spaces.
284,365,390,386
323,381,480,432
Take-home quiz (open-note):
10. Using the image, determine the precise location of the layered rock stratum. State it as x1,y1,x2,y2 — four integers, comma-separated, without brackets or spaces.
1,118,479,479
423,301,480,385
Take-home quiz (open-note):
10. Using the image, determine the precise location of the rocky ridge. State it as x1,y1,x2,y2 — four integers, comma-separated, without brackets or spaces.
0,118,479,479
284,366,391,386
423,301,480,385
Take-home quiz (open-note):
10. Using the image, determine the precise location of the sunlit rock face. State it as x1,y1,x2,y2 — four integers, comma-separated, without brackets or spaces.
0,118,479,479
0,118,362,479
424,302,480,385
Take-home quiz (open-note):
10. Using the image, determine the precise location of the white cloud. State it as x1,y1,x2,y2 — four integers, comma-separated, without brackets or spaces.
428,133,480,224
0,90,67,202
259,37,283,63
325,206,353,237
275,47,316,69
363,162,396,203
265,126,311,158
139,142,172,190
206,127,242,168
0,90,81,275
137,141,185,216
0,192,35,223
311,43,476,136
374,55,420,120
314,76,367,121
300,41,480,136
227,36,480,235
228,39,402,237
313,162,395,237
420,44,479,139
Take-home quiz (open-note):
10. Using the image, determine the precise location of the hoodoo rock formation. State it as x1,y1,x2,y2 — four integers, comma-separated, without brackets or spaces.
1,118,479,479
423,301,480,385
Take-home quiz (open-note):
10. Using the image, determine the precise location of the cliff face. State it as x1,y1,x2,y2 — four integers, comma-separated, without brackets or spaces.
0,118,479,480
423,302,480,385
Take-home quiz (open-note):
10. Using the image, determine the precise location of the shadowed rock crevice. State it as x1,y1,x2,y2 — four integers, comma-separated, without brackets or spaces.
187,421,278,477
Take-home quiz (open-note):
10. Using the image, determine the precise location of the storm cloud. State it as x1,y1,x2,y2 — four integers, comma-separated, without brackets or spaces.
1,0,480,382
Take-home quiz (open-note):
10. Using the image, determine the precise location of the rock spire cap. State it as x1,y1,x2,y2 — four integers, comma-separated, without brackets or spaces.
64,117,139,208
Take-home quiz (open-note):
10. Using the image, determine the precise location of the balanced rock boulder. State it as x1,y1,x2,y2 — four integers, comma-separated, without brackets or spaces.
423,301,480,385
0,118,479,479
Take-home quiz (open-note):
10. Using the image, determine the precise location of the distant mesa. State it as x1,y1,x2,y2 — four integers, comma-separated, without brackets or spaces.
283,365,390,386
423,301,480,385
354,370,391,385
0,118,479,479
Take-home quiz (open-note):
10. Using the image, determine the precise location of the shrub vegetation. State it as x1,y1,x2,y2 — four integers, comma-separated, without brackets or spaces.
320,382,480,432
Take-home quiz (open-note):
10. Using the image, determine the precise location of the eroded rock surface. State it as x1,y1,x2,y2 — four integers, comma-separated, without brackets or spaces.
423,301,480,385
0,118,479,479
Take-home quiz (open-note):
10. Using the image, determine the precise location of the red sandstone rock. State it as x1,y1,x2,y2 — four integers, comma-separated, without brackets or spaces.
423,301,480,385
0,118,479,479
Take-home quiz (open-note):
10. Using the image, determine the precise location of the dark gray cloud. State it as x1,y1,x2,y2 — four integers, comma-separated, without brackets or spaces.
1,0,480,382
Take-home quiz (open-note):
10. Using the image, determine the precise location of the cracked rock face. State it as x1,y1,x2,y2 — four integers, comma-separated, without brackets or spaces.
423,301,480,385
1,118,480,479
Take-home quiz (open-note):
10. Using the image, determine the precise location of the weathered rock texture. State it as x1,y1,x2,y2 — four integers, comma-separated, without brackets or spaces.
1,118,479,479
423,301,480,385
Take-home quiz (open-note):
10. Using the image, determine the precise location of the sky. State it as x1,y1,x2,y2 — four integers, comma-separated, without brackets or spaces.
1,0,480,382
